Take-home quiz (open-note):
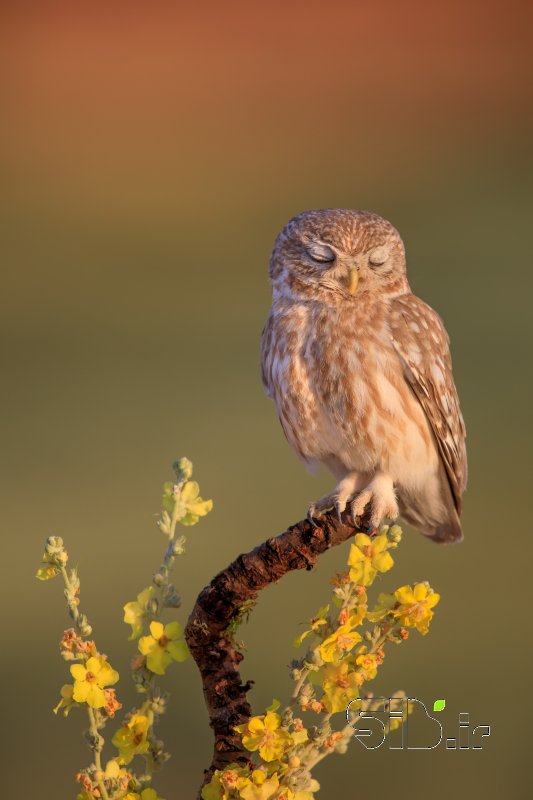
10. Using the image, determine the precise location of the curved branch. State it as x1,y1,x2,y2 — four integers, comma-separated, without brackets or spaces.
184,509,367,789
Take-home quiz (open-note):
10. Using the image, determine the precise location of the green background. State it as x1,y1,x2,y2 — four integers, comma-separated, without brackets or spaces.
1,2,531,798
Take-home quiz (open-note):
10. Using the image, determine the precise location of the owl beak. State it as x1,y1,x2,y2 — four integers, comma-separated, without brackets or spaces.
347,267,359,294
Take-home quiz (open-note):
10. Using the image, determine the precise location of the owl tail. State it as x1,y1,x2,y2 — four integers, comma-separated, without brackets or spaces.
429,470,464,543
431,507,464,544
400,507,464,544
399,480,464,544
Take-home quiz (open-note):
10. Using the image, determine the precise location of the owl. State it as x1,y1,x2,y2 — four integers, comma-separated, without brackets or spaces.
260,209,467,543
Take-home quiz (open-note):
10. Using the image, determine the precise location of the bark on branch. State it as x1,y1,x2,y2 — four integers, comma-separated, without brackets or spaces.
184,508,368,790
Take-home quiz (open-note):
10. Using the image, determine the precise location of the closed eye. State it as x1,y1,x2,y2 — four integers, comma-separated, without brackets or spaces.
306,242,336,263
368,245,389,266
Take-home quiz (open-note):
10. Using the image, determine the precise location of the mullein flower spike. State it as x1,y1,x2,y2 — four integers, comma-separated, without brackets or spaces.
38,458,212,800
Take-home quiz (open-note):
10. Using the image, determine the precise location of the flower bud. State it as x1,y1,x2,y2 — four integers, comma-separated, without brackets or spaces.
282,708,293,726
307,650,324,667
147,598,159,615
301,682,314,696
61,650,76,661
131,666,152,693
173,457,193,482
172,536,186,556
388,525,402,543
151,691,169,715
78,615,92,637
45,536,64,554
164,591,181,609
158,511,172,535
85,730,104,752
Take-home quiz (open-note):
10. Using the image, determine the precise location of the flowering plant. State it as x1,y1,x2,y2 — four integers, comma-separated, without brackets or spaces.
38,460,439,800
202,527,439,800
37,458,212,800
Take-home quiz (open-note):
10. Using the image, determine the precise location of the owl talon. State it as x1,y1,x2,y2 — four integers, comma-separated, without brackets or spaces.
307,505,323,528
307,496,343,527
349,473,399,531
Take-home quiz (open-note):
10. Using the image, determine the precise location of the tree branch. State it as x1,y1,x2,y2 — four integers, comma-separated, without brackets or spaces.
184,509,368,790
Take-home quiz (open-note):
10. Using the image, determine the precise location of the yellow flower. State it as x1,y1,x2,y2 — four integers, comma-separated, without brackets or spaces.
36,562,60,581
312,662,360,713
138,620,188,674
355,650,380,680
318,616,362,663
164,480,213,526
393,583,440,635
276,781,321,800
103,760,133,792
201,774,227,800
291,722,308,746
124,586,156,640
293,605,329,647
70,656,119,709
104,760,128,780
141,788,164,800
239,769,279,800
201,765,251,800
235,712,292,762
348,533,394,586
53,683,77,716
112,713,151,764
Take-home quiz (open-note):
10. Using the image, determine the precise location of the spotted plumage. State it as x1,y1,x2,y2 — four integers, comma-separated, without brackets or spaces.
261,209,467,542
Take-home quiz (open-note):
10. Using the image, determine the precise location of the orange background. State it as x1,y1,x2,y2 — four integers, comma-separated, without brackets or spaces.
1,2,531,798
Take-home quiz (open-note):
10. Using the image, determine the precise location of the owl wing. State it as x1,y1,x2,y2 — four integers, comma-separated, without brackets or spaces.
260,312,274,398
389,294,467,512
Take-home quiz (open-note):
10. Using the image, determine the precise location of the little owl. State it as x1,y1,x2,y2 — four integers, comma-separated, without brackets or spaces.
261,209,467,543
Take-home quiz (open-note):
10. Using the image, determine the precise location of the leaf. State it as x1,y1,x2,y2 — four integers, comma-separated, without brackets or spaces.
433,699,446,712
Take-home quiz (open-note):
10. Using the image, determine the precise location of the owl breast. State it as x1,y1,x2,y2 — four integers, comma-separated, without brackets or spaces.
263,299,439,489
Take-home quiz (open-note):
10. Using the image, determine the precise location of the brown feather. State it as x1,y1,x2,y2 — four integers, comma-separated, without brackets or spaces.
389,294,468,512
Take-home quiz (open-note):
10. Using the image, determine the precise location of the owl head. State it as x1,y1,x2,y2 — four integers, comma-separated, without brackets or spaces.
269,209,409,303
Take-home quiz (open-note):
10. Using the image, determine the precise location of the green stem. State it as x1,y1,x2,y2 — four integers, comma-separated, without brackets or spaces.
60,565,81,627
87,707,110,800
290,668,310,706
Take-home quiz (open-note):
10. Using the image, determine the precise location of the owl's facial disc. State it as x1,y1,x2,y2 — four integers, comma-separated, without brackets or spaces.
305,240,359,293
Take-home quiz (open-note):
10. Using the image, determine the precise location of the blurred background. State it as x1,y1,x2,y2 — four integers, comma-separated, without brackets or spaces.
1,1,531,797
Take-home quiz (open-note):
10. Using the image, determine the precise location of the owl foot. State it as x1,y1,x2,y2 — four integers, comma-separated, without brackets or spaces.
350,473,399,530
307,495,342,527
307,473,363,527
